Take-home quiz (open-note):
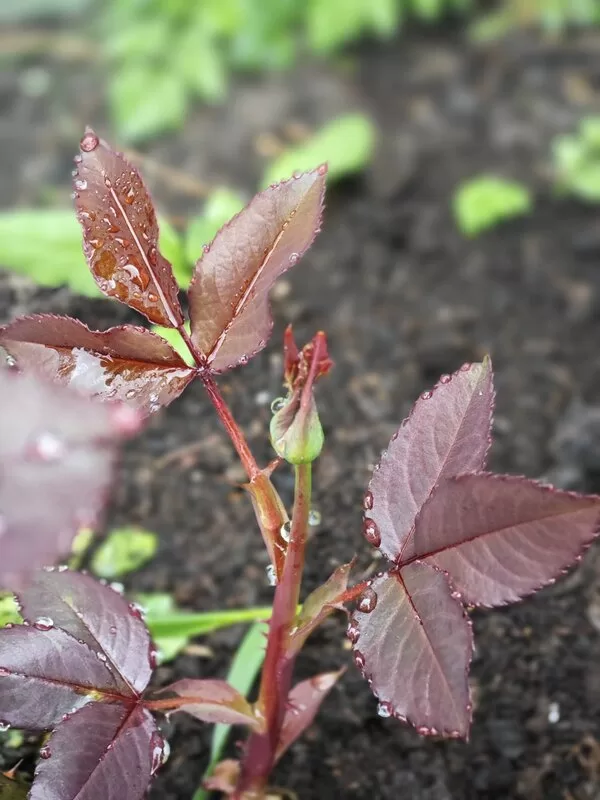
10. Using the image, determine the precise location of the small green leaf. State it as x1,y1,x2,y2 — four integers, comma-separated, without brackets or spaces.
0,594,21,628
261,113,376,188
135,593,273,666
158,217,190,288
0,210,99,296
68,526,95,570
150,323,195,366
195,621,268,800
110,65,187,143
453,175,532,238
185,188,246,265
91,527,158,579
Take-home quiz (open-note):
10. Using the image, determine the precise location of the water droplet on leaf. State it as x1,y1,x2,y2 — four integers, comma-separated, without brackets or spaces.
377,701,392,718
32,431,65,462
363,491,374,511
39,745,52,759
358,587,378,614
362,518,381,548
421,390,432,400
34,617,54,631
74,178,87,191
439,374,451,384
80,131,99,152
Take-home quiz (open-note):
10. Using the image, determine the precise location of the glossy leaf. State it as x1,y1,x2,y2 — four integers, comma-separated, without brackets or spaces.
19,569,154,694
288,561,353,653
350,564,473,737
91,527,158,579
73,129,184,327
276,670,343,762
0,626,123,729
365,359,493,562
0,315,194,414
188,167,326,371
185,188,246,266
410,473,600,607
29,702,158,800
0,571,160,800
0,368,140,591
160,679,262,729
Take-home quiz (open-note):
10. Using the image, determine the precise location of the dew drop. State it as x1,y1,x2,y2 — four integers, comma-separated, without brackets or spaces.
128,602,145,620
74,154,83,164
270,396,286,413
439,374,451,384
160,738,171,765
346,623,360,644
362,518,381,548
421,390,432,400
39,745,52,760
148,246,158,265
148,647,159,669
0,722,10,732
109,626,117,635
34,617,54,631
104,176,112,189
460,363,471,372
377,701,392,718
109,582,124,595
5,354,17,369
32,431,65,462
289,252,300,264
149,731,165,775
353,650,365,670
125,389,136,400
80,130,99,152
74,178,87,191
357,586,378,614
416,725,432,736
266,565,277,587
308,509,321,527
96,652,107,662
363,491,374,511
148,292,158,303
124,187,135,204
280,521,291,543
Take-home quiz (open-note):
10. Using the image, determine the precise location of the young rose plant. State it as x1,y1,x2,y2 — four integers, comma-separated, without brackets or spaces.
0,131,599,800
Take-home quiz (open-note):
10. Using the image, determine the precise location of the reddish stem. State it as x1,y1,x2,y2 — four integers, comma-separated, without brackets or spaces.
233,463,312,798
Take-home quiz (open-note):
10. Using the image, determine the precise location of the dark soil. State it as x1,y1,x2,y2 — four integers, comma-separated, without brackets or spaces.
2,19,600,800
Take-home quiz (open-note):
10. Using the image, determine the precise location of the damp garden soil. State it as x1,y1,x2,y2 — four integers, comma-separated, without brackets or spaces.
2,19,600,800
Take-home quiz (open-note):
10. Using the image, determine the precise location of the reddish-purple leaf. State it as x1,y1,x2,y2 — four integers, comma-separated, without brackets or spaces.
0,315,194,414
19,569,153,695
0,368,140,591
288,562,354,654
364,359,493,562
0,626,122,730
188,167,326,371
350,563,473,738
410,473,600,607
159,679,263,729
275,670,343,762
73,129,184,328
29,702,159,800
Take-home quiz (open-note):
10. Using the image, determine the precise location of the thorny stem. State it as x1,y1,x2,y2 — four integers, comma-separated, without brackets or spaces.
233,463,312,799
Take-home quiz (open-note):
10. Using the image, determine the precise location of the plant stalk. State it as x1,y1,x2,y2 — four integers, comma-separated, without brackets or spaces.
233,463,312,798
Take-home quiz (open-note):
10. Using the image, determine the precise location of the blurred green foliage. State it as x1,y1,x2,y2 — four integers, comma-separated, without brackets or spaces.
91,527,159,579
453,175,532,237
471,0,600,40
102,0,472,142
553,117,600,203
262,114,376,187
